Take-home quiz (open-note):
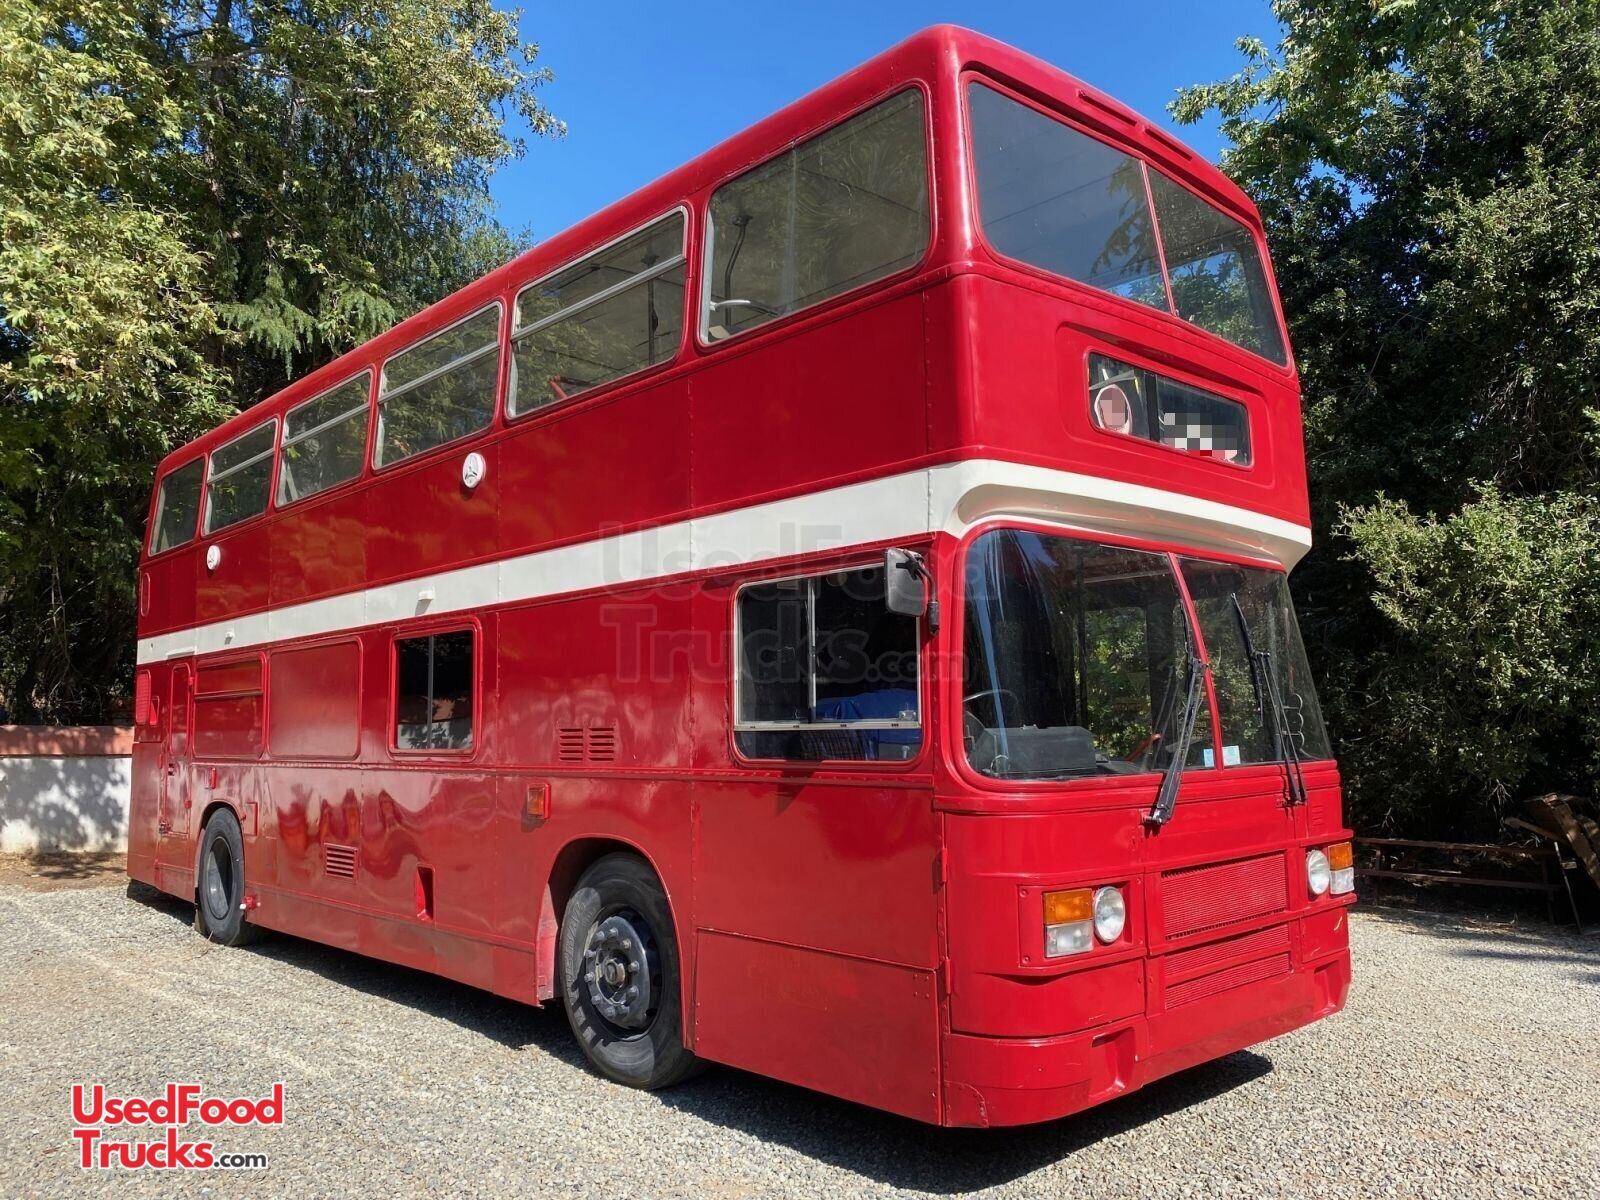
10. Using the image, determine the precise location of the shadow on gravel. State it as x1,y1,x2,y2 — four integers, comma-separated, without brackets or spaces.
124,881,577,1056
654,1050,1272,1192
123,881,1273,1188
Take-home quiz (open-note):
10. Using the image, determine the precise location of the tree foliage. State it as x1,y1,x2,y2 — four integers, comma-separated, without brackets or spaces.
1177,0,1600,834
0,0,556,721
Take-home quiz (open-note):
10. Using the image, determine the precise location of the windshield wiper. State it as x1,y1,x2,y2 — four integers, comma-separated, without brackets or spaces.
1147,651,1206,827
1230,592,1308,807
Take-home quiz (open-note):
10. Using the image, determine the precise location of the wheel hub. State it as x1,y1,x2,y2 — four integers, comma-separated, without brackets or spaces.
582,911,656,1030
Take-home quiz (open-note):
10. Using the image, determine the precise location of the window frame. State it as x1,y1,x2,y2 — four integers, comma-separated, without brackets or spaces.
1084,346,1256,472
695,83,936,351
961,73,1294,373
387,620,481,759
373,302,504,473
203,418,280,536
507,207,691,421
190,650,267,762
729,560,926,767
146,456,206,558
277,369,374,509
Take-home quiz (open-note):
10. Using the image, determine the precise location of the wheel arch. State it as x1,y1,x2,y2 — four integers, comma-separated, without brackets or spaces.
534,835,682,1005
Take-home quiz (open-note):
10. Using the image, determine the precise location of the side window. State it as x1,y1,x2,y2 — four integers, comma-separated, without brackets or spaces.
967,82,1168,311
393,629,474,752
511,213,686,414
375,306,500,468
150,458,204,553
704,90,929,340
1088,354,1251,466
279,372,371,504
735,565,921,762
205,420,277,534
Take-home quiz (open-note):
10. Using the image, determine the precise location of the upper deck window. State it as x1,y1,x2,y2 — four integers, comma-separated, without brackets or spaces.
150,458,204,554
511,213,686,414
279,371,371,504
204,420,277,534
703,90,929,341
376,305,501,467
967,82,1289,366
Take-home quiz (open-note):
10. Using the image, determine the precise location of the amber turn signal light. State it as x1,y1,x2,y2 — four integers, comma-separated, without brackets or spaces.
1043,888,1093,924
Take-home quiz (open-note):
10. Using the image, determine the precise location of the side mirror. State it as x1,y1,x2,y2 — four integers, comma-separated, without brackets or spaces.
884,548,929,617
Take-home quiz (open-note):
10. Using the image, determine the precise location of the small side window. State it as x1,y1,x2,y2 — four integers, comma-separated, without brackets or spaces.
376,306,500,467
280,372,371,504
704,90,929,340
735,565,921,762
394,629,474,752
511,213,686,414
150,458,204,553
205,421,277,534
1088,353,1251,466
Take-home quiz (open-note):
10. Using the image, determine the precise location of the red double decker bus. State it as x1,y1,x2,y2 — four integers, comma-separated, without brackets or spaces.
128,26,1353,1127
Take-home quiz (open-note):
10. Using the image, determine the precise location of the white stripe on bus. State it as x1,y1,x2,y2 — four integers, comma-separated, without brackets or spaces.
137,458,1312,665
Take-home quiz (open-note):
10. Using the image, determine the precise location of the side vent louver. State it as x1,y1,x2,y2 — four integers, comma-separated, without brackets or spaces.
555,725,619,764
324,844,357,878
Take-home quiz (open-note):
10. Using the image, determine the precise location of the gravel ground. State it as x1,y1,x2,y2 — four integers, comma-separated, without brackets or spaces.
0,865,1596,1199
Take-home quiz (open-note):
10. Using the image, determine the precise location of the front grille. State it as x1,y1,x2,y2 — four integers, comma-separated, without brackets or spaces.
1160,852,1287,939
1165,922,1291,979
1166,953,1292,1009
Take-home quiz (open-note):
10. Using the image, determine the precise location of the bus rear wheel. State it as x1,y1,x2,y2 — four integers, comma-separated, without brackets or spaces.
559,853,700,1089
195,808,262,947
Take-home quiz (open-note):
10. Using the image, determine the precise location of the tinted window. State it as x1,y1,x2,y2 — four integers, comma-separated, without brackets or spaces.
151,458,204,553
512,214,685,413
705,91,928,340
394,630,474,751
1149,172,1287,364
735,566,920,761
1089,354,1251,465
376,307,500,467
280,373,370,504
205,421,276,533
968,83,1167,310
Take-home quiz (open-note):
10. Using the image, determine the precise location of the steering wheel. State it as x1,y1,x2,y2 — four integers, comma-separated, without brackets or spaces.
1124,730,1163,763
961,688,1019,750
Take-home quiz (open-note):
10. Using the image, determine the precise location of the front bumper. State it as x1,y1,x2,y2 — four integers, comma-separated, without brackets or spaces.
939,931,1350,1127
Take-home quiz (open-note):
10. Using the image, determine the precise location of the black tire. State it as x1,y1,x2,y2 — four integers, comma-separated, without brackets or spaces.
195,808,261,946
559,853,700,1089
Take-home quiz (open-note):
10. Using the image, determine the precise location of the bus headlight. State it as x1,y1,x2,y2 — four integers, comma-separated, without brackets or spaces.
1092,885,1126,943
1306,848,1332,896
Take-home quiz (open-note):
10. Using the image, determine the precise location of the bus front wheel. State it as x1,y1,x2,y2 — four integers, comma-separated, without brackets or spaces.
559,853,700,1089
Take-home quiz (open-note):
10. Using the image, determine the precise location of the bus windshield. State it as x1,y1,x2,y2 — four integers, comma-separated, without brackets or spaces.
962,530,1328,781
967,81,1288,365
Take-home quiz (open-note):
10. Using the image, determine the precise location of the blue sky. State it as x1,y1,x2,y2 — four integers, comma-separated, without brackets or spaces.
489,2,1281,242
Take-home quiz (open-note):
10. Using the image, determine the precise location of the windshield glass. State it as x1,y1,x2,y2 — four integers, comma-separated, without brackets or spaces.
962,530,1211,780
1179,559,1332,764
962,530,1332,782
966,81,1289,366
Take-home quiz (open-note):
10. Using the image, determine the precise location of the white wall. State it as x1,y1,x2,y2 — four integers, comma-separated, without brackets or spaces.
0,755,131,852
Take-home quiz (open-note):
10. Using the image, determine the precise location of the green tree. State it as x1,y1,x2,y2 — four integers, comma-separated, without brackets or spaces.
0,0,556,721
1176,0,1600,835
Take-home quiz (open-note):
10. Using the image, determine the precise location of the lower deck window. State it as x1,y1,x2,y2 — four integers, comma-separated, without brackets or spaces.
735,565,921,762
394,630,474,752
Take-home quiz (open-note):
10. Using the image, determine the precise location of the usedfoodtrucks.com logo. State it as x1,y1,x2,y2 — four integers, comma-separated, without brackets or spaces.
72,1083,279,1170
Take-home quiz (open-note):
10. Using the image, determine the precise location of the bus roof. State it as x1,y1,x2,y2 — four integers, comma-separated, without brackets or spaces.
159,24,1263,474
